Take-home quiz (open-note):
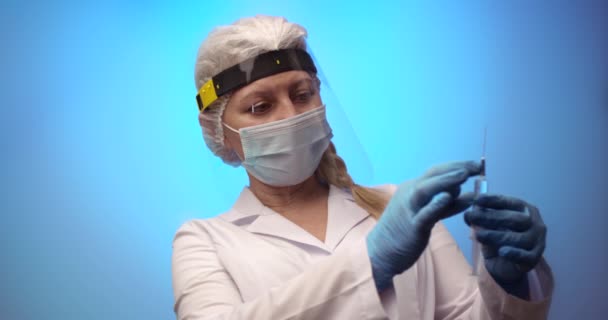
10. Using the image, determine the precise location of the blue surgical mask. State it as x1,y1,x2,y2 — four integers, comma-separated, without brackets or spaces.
223,106,333,187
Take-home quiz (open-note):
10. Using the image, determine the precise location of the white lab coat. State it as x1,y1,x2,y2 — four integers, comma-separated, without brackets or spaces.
172,184,554,319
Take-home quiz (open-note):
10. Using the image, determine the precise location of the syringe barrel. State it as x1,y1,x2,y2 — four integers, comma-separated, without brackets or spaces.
474,178,488,195
471,176,487,276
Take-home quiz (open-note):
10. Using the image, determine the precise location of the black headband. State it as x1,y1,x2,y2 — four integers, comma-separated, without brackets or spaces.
196,49,317,112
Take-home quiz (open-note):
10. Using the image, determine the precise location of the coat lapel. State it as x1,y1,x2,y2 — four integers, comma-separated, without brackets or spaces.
246,209,330,252
324,185,371,251
219,185,372,253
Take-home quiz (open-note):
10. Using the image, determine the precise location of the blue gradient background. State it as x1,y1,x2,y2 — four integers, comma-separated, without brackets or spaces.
1,1,607,319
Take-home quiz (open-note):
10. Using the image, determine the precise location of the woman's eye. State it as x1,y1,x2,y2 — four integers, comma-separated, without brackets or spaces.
247,102,271,114
293,90,314,103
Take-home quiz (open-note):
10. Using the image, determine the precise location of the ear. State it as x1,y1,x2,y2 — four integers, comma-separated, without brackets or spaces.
220,120,232,150
223,132,233,149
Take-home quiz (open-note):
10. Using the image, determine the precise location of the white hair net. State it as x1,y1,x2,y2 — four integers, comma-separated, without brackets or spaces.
194,15,309,167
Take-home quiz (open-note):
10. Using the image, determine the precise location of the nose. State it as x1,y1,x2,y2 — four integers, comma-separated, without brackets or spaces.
273,99,298,121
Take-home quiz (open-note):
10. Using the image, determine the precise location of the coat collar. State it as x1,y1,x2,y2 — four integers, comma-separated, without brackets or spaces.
218,184,371,253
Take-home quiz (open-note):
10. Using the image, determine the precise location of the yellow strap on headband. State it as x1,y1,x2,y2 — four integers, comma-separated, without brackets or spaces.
197,79,219,112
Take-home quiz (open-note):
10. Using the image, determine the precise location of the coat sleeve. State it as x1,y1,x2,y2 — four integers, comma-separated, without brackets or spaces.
428,222,554,320
171,221,389,320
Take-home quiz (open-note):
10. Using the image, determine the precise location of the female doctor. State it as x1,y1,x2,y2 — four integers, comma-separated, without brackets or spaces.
172,15,554,319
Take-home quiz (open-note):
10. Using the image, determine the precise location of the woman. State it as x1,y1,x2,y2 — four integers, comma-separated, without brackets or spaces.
172,15,554,319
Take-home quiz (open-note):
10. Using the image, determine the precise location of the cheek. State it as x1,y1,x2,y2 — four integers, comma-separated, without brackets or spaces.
224,128,245,158
303,96,323,112
312,94,323,107
221,105,244,157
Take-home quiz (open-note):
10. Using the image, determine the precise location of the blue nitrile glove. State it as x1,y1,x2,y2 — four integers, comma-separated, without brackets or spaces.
366,161,481,292
465,194,547,299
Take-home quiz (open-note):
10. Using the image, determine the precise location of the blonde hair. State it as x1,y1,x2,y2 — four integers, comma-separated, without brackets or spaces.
316,142,390,219
195,15,390,218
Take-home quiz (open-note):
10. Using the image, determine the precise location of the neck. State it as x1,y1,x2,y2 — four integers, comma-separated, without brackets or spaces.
248,174,329,212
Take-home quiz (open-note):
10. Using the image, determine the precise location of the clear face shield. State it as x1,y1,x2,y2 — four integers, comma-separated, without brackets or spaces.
197,48,373,205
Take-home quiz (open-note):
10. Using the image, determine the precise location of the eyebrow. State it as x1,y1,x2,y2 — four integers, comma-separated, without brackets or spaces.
239,77,314,104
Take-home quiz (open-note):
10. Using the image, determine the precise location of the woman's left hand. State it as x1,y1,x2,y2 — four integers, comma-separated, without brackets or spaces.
465,194,547,286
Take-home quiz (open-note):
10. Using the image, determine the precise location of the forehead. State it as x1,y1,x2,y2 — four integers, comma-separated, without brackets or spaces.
232,70,313,98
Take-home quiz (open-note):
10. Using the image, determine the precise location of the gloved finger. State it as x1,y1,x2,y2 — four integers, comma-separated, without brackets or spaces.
481,244,499,259
438,192,476,220
416,192,476,228
411,169,472,211
498,246,542,272
421,160,482,179
475,228,537,250
527,204,548,230
415,192,454,232
464,207,532,232
446,185,461,200
474,194,527,212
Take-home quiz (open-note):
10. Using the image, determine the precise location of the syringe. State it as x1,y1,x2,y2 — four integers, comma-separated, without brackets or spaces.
471,128,488,276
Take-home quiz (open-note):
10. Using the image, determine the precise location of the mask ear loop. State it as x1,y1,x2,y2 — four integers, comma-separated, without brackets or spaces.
222,102,258,134
223,122,239,134
220,120,245,162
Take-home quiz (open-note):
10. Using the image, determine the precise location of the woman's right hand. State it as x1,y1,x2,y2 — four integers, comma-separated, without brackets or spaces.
366,161,481,291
